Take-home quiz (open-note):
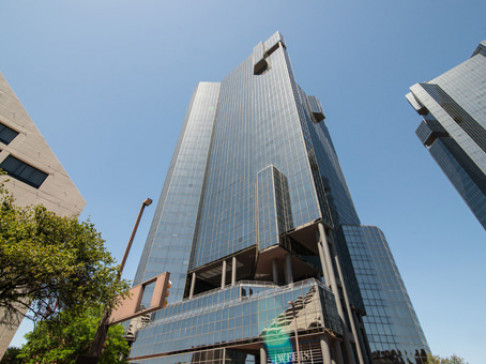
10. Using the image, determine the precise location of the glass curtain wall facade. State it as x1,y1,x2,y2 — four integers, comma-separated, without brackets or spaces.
406,40,486,230
130,32,428,364
341,226,429,363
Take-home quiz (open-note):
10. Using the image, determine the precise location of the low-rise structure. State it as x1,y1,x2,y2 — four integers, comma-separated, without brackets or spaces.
0,70,85,358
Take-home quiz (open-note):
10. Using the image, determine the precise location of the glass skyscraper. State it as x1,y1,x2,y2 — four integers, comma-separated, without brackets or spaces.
129,32,429,364
406,40,486,230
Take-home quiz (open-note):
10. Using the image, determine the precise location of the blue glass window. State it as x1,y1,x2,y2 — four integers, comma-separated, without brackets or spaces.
0,122,18,145
0,155,48,188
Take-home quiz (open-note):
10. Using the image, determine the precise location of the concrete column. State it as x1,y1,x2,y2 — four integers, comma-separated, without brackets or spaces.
318,224,337,290
221,260,227,289
231,256,237,286
318,241,331,288
320,335,332,364
333,340,344,364
272,259,279,285
260,345,267,364
331,242,364,364
285,254,293,285
189,272,196,299
317,223,353,364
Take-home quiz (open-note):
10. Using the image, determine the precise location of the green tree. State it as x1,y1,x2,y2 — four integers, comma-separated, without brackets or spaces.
427,353,468,364
0,180,128,324
18,306,129,363
0,347,22,364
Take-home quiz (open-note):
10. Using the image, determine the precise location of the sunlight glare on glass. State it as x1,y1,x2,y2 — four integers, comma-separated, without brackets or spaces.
258,297,295,364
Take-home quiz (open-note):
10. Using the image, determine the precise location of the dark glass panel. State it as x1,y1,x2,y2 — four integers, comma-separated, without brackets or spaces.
0,122,18,145
0,155,47,188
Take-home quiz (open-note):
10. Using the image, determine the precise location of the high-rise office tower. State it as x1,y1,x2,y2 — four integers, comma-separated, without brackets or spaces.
130,32,428,364
406,40,486,230
0,70,86,358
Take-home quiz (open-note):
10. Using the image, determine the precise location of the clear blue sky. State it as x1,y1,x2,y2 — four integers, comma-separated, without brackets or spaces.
1,0,485,362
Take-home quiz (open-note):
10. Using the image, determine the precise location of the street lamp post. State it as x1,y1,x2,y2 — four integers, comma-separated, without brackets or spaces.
119,198,153,275
75,197,153,364
288,301,302,364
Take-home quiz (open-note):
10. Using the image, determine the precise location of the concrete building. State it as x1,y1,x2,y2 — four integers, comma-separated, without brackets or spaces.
0,70,85,357
407,40,486,230
129,32,429,363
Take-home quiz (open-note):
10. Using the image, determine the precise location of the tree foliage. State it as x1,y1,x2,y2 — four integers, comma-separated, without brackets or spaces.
18,306,130,363
0,347,22,364
0,179,128,324
427,354,468,364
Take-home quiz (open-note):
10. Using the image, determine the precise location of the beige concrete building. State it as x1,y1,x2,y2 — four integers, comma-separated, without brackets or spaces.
0,70,86,358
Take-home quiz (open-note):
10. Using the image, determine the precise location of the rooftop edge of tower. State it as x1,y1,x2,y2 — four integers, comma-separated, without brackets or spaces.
472,39,486,57
252,31,286,75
